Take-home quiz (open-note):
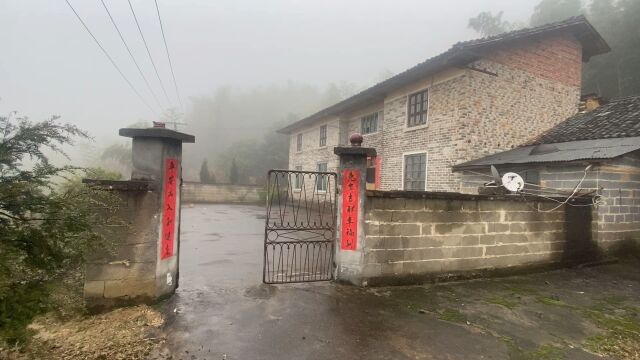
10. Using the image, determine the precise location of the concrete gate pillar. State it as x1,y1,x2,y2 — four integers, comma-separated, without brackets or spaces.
333,134,376,286
84,126,195,311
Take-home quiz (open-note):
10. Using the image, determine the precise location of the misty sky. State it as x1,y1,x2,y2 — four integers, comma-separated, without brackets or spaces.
0,0,539,143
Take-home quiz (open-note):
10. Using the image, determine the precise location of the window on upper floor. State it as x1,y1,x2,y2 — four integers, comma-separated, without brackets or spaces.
361,112,379,134
403,153,427,191
407,89,428,127
296,133,303,152
319,125,327,147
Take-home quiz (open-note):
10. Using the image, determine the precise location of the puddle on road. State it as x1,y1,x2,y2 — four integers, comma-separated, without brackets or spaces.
244,284,277,300
198,259,233,266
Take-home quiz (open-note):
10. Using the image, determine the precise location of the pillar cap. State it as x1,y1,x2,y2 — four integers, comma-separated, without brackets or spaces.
119,127,195,143
334,146,376,157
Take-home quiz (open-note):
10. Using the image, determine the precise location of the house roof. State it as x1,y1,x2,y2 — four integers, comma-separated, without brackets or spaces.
452,137,640,170
278,16,610,134
453,95,640,170
528,95,640,145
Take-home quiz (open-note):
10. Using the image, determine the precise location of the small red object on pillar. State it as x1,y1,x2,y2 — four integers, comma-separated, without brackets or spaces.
161,158,178,259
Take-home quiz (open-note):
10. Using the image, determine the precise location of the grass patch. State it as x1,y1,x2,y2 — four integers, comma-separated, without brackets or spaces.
500,337,566,360
437,308,466,323
536,296,574,308
487,296,519,309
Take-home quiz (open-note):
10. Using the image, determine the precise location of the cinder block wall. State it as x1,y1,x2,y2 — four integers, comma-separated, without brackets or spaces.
362,191,595,284
84,186,160,311
182,182,265,204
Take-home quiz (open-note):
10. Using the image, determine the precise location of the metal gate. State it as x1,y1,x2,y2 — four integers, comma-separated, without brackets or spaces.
263,169,337,284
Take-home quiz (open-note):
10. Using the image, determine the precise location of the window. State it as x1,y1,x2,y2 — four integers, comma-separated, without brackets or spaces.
407,90,428,127
319,125,327,147
317,162,328,191
404,153,426,191
294,166,303,189
296,133,302,152
361,112,379,134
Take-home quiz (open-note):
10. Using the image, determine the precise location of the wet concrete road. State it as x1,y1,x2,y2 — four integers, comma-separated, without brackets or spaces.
161,204,639,359
161,204,507,359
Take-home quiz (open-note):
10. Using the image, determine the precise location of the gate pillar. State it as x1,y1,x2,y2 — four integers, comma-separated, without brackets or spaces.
333,134,376,286
83,126,194,311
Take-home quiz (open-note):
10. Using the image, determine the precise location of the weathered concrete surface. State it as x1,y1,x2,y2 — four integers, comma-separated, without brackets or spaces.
158,204,640,360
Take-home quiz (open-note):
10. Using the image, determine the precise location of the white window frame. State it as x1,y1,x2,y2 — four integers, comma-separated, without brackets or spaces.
293,165,303,191
316,162,328,193
401,151,428,191
404,87,430,132
361,111,380,135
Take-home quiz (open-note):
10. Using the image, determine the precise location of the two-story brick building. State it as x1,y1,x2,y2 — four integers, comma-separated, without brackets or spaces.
279,16,610,192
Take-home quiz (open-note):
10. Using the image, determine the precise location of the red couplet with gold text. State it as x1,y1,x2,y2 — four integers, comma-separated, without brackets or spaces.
341,169,360,251
161,158,178,259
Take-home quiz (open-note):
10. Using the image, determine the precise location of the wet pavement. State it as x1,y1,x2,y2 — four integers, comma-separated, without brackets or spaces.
159,204,640,360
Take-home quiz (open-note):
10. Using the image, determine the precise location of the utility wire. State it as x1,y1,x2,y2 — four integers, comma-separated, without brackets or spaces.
100,0,164,111
127,0,173,107
154,0,183,111
65,0,158,117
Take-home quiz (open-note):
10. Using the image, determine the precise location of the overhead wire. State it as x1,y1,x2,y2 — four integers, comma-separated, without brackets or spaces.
127,0,173,107
154,0,183,111
99,0,164,111
65,0,158,117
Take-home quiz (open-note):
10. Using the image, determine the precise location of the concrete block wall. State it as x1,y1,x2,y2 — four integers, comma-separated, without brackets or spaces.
458,152,640,253
182,182,264,204
361,191,594,284
84,188,160,311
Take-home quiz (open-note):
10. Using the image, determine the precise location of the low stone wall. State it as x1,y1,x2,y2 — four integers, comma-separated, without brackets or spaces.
362,191,595,285
83,181,162,311
182,182,265,204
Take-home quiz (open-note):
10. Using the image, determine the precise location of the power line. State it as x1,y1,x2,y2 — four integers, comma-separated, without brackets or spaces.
64,0,158,117
154,0,183,111
127,0,173,107
100,0,164,111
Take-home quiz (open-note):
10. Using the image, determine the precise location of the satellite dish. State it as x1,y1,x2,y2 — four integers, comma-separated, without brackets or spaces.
501,172,525,192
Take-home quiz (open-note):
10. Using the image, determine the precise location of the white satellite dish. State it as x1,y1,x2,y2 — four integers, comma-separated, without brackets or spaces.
501,172,525,192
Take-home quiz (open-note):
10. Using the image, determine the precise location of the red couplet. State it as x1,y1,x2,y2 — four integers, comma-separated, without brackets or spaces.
161,158,178,259
341,169,360,251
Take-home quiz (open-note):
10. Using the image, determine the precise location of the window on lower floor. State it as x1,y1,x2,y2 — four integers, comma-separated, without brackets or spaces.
361,112,379,134
294,165,303,189
317,162,328,191
319,125,327,147
404,153,426,191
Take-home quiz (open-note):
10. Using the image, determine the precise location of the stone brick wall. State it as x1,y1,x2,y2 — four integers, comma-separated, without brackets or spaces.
361,191,594,284
285,34,582,193
458,151,640,253
182,182,264,204
84,188,160,311
288,116,341,173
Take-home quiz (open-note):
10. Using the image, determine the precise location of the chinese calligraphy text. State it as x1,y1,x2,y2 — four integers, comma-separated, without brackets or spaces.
341,169,360,251
161,158,178,259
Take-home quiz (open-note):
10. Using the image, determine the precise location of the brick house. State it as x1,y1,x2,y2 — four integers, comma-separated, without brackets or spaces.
278,16,609,192
454,95,640,252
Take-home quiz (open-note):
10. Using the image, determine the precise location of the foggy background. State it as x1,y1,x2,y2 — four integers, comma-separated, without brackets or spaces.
2,0,631,182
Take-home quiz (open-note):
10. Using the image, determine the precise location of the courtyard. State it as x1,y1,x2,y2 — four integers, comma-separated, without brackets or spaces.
155,204,640,360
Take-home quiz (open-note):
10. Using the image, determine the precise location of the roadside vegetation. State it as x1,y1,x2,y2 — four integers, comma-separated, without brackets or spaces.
0,113,118,346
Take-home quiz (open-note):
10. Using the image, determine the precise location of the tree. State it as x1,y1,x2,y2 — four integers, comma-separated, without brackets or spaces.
530,0,582,27
229,158,239,184
199,160,214,184
468,11,512,36
0,113,115,344
468,0,640,99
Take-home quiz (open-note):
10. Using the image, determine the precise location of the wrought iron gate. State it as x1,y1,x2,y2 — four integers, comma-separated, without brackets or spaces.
263,169,337,284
